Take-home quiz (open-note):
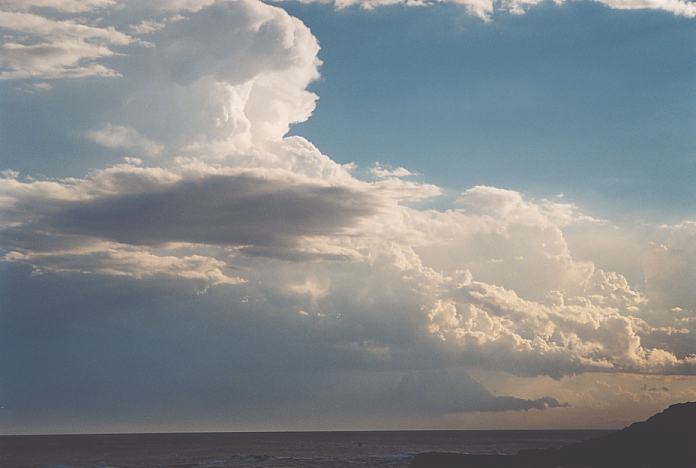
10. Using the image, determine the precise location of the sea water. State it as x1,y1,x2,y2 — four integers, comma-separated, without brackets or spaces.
0,430,610,468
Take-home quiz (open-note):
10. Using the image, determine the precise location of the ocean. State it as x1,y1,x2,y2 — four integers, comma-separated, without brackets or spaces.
0,430,611,468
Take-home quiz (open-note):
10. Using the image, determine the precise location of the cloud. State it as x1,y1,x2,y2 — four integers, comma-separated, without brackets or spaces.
1,169,380,249
0,0,115,13
0,263,564,432
370,163,415,179
86,124,164,157
0,0,366,292
424,280,685,376
3,141,695,379
5,169,679,380
644,221,696,311
382,369,566,415
1,0,691,88
128,20,167,35
314,0,496,20
283,0,696,20
595,0,696,17
31,81,52,90
0,9,133,79
1,1,696,437
5,248,243,290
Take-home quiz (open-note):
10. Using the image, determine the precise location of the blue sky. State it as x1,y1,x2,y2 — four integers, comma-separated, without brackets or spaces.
286,2,696,219
3,2,694,222
2,0,696,434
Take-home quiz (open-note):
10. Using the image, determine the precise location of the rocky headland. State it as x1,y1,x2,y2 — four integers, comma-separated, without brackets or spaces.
410,402,696,468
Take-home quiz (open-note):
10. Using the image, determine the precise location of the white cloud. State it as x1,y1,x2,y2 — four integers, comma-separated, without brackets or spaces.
595,0,696,17
5,247,243,290
644,222,696,311
86,124,164,157
0,9,132,79
289,0,495,20
283,0,696,20
128,20,166,35
370,163,415,179
31,81,53,90
0,0,115,13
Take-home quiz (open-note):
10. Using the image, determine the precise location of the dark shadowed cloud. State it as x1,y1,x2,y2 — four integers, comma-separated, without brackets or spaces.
42,174,378,248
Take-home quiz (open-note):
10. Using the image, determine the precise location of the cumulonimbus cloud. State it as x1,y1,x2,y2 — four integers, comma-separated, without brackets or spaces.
1,0,695,396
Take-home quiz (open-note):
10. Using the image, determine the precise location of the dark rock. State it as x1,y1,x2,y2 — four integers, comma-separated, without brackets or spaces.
410,402,696,468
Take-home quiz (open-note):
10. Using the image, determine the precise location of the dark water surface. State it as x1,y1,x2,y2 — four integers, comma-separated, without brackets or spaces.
0,430,611,468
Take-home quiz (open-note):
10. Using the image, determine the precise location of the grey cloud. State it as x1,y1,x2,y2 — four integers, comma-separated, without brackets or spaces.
642,385,670,393
238,245,360,261
5,168,696,380
381,370,566,416
10,173,379,250
0,263,564,433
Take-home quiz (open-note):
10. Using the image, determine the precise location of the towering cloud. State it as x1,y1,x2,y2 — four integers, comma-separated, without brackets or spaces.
1,0,695,432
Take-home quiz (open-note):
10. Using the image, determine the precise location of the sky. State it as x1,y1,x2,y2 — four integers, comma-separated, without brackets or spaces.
1,0,696,434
